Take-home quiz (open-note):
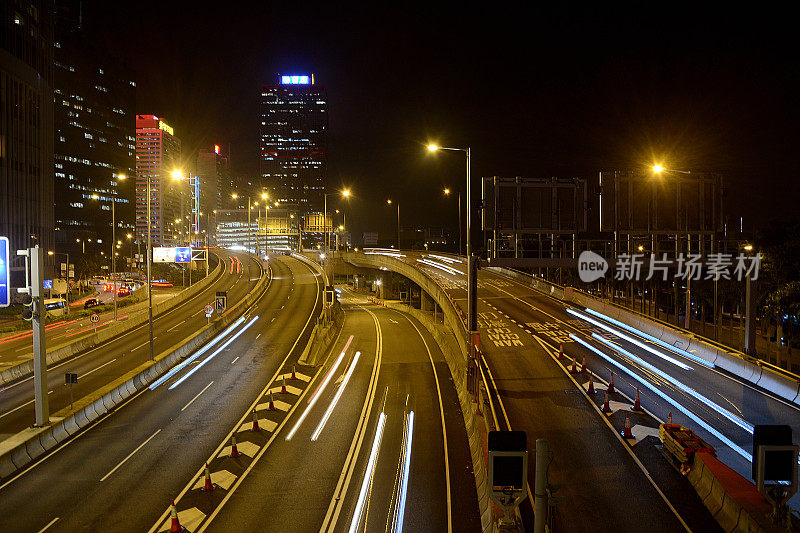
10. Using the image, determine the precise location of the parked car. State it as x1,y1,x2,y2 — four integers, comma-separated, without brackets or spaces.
83,298,101,310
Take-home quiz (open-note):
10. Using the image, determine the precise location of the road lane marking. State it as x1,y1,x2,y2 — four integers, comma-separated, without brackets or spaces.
231,357,239,364
81,358,118,379
132,340,149,352
100,428,162,481
181,381,214,412
255,334,261,340
167,319,186,332
0,390,54,419
36,517,59,533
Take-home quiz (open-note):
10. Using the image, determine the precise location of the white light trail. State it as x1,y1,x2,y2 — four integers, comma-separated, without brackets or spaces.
569,333,752,462
416,258,461,276
567,309,693,371
149,316,246,390
311,351,362,441
583,308,714,368
167,316,259,390
393,411,415,533
349,411,387,533
426,253,462,264
285,335,354,441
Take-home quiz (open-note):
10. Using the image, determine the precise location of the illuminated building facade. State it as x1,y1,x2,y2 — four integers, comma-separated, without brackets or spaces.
52,5,135,256
135,115,182,246
0,0,55,285
195,145,230,243
259,74,327,214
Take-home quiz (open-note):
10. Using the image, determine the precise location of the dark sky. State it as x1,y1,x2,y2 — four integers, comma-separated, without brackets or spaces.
84,3,799,236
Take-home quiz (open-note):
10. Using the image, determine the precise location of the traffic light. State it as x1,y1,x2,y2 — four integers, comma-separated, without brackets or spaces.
21,294,33,321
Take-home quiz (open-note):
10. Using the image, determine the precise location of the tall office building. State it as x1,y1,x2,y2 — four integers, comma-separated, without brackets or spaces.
134,115,181,246
1,1,55,286
53,3,135,257
260,74,327,214
195,144,230,243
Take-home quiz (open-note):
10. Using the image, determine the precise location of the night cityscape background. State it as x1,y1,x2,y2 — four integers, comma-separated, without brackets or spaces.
1,3,799,532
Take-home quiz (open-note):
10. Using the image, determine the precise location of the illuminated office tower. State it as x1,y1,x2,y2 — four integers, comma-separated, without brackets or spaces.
134,115,181,246
259,74,327,214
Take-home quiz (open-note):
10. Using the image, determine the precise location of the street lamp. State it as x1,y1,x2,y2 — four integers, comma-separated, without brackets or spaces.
91,173,125,321
652,164,690,175
231,192,254,291
427,142,476,358
324,189,351,282
444,187,462,255
387,199,400,249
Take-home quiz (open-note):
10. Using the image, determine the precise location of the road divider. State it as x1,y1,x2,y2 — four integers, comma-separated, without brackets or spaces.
0,256,269,482
0,256,224,387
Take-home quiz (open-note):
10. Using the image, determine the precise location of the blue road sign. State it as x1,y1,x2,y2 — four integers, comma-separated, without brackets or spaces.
215,290,227,312
0,237,9,307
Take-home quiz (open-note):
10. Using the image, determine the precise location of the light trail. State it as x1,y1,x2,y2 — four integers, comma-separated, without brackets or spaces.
426,253,462,264
583,307,714,368
149,315,246,390
167,316,259,390
416,258,461,276
393,410,415,533
311,351,361,441
569,333,752,462
349,411,387,533
567,309,693,371
285,335,354,441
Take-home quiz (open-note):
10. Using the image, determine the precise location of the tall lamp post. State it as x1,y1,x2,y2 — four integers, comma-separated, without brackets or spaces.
444,187,462,256
231,192,255,292
428,144,476,357
324,189,351,284
91,172,125,321
387,199,400,249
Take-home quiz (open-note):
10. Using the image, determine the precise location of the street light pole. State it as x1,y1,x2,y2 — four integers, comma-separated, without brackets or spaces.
112,199,117,321
397,202,400,249
146,174,154,361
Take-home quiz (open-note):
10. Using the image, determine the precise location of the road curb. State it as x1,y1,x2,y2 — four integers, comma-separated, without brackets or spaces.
0,257,224,387
0,258,270,483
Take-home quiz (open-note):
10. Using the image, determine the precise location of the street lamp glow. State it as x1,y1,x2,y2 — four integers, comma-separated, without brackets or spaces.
339,225,344,231
47,250,54,255
91,194,99,200
342,189,351,198
744,244,754,251
261,192,268,199
443,188,450,195
117,174,126,180
171,169,183,180
387,199,392,204
427,144,439,151
652,164,664,173
638,245,644,252
231,193,238,199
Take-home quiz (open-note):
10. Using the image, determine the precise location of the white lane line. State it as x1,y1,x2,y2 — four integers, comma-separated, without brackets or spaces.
181,381,214,412
256,334,261,340
37,517,59,533
82,358,118,379
231,357,239,365
132,340,149,351
100,428,162,482
0,391,54,420
167,319,186,332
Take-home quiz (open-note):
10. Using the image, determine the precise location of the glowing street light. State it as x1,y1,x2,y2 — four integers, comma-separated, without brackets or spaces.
652,164,664,173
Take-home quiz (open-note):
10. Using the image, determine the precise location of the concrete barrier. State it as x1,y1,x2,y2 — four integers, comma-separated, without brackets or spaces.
0,258,224,387
0,258,270,482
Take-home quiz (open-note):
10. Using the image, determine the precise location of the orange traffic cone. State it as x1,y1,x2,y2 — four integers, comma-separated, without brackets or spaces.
291,365,297,380
281,375,287,394
631,388,642,411
169,499,182,532
252,408,260,430
202,463,214,491
608,372,615,393
587,372,596,395
602,390,612,413
622,413,634,439
668,412,673,424
581,355,587,373
230,435,240,458
558,343,565,360
267,390,275,411
570,357,578,374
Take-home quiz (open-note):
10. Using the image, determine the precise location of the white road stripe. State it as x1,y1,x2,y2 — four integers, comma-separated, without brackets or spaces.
231,357,239,365
181,381,214,412
0,390,54,419
167,319,186,332
100,428,162,482
37,517,59,533
81,358,118,379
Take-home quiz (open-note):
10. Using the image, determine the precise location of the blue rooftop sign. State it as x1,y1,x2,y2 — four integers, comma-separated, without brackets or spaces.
0,237,9,307
281,75,311,85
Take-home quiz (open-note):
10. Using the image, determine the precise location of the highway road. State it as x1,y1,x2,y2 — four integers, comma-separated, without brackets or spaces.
0,254,322,532
361,250,800,526
0,251,261,439
176,288,481,533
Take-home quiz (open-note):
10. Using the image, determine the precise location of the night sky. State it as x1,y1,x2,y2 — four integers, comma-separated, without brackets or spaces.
85,3,798,237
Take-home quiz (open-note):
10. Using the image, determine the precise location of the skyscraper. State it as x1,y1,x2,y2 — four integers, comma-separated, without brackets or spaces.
260,74,327,214
53,3,136,257
196,145,230,243
1,1,55,286
134,115,181,246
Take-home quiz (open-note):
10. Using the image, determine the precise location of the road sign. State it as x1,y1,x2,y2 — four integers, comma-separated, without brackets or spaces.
65,372,78,384
0,236,9,307
204,304,214,316
90,313,99,323
215,291,227,312
488,430,528,528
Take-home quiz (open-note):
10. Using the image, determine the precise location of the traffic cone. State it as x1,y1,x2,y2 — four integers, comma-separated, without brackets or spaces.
631,388,642,411
291,365,297,380
587,372,596,395
558,343,565,360
622,413,634,439
602,390,612,413
608,372,615,393
581,355,587,373
668,412,673,424
280,375,287,394
169,499,182,532
202,463,214,491
570,356,578,373
252,408,260,430
267,391,275,411
230,435,240,458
